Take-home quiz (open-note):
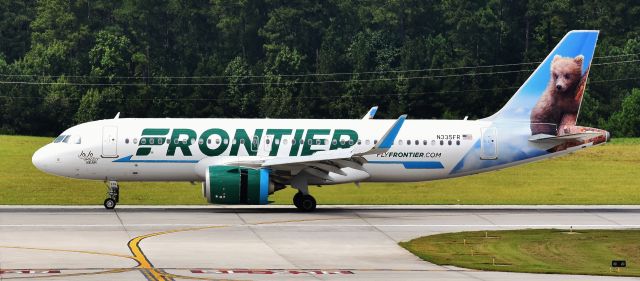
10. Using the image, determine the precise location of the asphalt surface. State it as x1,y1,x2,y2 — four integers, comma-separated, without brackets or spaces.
1,205,639,280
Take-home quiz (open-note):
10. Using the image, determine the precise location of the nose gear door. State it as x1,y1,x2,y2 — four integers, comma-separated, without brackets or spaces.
102,126,118,158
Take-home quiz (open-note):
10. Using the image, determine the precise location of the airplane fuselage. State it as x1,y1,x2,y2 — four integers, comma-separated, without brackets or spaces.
33,118,496,183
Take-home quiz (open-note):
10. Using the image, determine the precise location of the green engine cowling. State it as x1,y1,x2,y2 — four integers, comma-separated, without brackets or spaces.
202,165,271,204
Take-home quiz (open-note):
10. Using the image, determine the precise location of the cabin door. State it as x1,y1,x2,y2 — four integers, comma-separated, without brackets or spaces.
480,127,498,160
102,126,118,158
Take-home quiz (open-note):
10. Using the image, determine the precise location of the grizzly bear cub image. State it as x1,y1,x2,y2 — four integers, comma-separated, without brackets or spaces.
530,55,585,135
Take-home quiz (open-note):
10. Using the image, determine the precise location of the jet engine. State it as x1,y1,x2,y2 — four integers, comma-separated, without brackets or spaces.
202,165,273,204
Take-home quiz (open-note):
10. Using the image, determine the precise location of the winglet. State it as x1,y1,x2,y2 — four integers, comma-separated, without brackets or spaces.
362,106,378,120
357,114,406,155
377,114,406,149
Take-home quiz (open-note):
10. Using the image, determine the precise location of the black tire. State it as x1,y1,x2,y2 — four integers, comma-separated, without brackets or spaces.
297,195,316,212
104,198,116,210
293,192,303,208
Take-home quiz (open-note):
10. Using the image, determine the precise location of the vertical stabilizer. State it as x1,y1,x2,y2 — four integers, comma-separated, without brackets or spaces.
487,30,599,136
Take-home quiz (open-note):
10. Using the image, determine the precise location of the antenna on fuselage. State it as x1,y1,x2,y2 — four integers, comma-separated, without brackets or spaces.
114,112,120,119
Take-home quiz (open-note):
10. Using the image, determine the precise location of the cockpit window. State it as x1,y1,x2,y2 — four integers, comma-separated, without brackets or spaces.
53,135,80,144
53,135,66,143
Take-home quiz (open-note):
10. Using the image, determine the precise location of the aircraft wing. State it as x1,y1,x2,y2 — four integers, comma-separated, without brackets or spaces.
220,115,406,181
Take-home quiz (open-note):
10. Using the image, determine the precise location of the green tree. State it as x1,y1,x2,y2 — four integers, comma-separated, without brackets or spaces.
223,56,258,117
261,45,304,118
607,89,640,137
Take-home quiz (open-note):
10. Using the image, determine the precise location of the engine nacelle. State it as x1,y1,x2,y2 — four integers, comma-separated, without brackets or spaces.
202,165,271,204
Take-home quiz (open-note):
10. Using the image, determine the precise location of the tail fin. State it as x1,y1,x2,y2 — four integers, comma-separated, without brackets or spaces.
487,30,599,134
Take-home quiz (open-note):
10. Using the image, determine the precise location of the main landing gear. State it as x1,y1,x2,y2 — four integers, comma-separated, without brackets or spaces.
293,191,316,212
104,180,119,210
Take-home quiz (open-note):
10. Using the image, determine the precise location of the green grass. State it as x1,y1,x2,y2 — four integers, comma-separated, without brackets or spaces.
1,135,639,205
399,229,640,277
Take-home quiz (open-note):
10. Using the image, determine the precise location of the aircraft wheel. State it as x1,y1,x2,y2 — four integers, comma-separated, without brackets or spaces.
293,192,303,208
104,198,116,210
297,195,316,212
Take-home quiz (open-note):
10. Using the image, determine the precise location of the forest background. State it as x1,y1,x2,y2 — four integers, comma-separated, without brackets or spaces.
1,0,639,137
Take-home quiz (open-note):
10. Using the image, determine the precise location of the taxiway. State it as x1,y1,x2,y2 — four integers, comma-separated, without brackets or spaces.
1,205,639,280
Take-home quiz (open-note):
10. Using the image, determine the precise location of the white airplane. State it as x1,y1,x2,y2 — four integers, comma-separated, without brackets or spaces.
33,30,609,211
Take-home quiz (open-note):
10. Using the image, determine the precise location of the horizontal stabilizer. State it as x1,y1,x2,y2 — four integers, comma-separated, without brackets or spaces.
528,131,606,151
529,132,603,143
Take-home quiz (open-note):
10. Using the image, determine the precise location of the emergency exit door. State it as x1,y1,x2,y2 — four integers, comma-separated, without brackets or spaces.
102,126,118,158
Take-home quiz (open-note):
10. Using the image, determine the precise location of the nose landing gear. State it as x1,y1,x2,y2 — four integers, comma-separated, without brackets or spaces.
103,181,119,209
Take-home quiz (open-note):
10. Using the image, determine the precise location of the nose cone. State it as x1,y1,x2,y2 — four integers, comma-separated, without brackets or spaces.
32,145,53,174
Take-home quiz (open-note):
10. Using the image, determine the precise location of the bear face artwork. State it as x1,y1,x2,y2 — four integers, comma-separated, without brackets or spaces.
530,55,586,135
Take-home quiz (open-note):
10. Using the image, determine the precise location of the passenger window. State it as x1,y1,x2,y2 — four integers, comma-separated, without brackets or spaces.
239,139,244,144
308,139,312,145
357,139,362,145
374,139,378,144
407,140,411,145
423,140,427,145
141,138,146,145
415,140,419,145
398,140,403,145
456,140,460,146
365,139,370,145
349,140,354,145
133,138,138,144
198,138,204,145
448,140,452,145
125,138,129,144
431,140,436,146
332,139,337,145
150,138,154,145
283,139,288,145
275,139,280,145
440,140,444,145
223,139,228,144
340,140,346,145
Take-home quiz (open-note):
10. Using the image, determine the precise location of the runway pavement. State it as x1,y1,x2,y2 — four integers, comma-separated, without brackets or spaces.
1,205,639,280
